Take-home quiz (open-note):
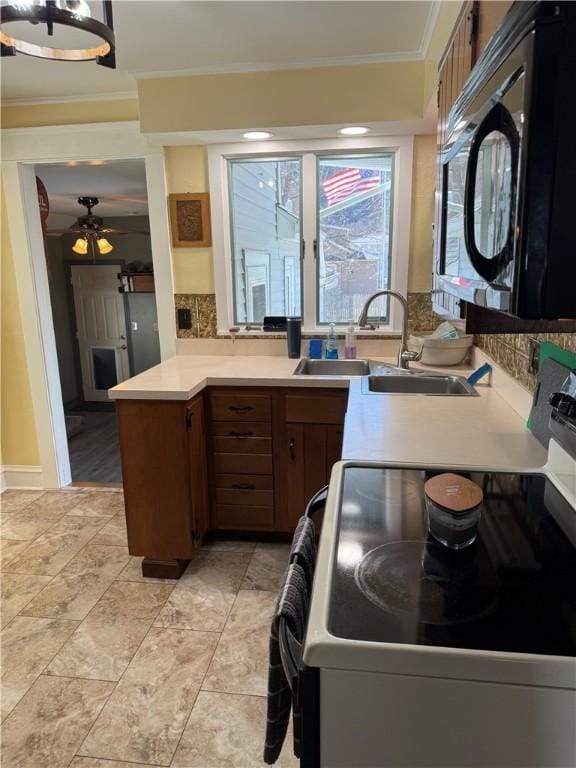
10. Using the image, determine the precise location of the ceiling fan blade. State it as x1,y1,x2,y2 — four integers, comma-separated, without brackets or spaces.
46,229,84,235
98,229,151,235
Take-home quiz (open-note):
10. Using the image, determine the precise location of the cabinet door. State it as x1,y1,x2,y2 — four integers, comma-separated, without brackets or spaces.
279,421,344,532
474,1,513,61
118,400,195,560
186,395,210,545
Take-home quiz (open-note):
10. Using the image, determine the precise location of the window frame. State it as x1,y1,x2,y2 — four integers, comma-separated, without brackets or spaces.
208,135,413,335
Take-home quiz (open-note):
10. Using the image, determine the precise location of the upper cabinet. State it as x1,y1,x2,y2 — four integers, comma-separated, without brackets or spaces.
474,1,513,60
437,2,476,151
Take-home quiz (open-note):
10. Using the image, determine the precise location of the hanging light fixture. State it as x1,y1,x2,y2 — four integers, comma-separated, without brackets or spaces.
72,235,88,255
67,198,114,256
96,236,113,255
0,0,116,68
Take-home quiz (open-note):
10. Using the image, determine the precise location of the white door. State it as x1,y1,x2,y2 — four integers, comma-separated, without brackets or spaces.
70,265,130,402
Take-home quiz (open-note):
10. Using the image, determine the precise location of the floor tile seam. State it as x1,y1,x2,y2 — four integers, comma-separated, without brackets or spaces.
1,572,60,632
166,616,235,768
73,624,220,767
6,514,113,578
0,617,85,718
10,537,131,622
0,672,116,729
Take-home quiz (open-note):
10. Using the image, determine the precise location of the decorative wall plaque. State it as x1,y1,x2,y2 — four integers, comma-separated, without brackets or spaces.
169,193,212,248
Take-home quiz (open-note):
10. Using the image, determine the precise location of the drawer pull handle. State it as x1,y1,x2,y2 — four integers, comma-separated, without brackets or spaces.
229,431,253,437
231,483,256,490
229,405,253,413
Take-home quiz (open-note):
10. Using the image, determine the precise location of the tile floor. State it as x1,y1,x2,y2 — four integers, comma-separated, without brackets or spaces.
0,488,297,768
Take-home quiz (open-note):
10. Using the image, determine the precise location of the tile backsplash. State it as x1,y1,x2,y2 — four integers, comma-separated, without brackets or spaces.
475,333,576,391
175,294,217,338
175,291,441,340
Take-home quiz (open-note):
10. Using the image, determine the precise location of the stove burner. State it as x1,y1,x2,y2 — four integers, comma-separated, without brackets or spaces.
355,541,498,625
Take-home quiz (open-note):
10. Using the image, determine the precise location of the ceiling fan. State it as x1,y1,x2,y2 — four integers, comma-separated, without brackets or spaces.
47,196,150,256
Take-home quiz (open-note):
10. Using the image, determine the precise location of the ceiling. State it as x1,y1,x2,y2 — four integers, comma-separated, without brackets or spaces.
36,159,148,218
1,0,437,102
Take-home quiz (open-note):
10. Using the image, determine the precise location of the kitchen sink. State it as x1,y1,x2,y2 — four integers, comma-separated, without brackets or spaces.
294,359,371,376
362,373,478,396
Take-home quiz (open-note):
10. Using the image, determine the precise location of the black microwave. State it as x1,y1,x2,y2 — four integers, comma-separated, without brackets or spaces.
435,1,576,320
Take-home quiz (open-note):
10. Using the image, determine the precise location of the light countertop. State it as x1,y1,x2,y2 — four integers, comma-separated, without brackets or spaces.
109,354,547,470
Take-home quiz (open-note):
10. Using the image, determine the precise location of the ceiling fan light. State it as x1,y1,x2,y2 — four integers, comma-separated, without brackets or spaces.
72,236,88,255
97,237,113,255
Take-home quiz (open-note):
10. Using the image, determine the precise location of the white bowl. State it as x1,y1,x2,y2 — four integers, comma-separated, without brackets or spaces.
409,333,473,367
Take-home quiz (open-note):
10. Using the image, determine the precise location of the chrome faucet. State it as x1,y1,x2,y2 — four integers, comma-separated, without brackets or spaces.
357,289,421,370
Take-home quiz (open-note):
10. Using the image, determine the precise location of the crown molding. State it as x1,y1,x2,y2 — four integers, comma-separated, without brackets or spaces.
420,0,442,59
133,50,424,81
1,119,140,136
1,90,138,107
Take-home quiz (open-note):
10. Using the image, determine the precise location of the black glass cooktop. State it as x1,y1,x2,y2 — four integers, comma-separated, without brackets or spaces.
329,467,576,656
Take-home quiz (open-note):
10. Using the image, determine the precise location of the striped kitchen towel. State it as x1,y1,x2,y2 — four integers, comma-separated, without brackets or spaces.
264,562,309,764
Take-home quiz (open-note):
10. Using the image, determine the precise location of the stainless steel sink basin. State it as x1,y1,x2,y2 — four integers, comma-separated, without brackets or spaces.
362,373,477,396
294,359,371,376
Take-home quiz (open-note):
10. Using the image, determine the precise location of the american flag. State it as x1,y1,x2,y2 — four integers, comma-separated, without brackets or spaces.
322,167,381,207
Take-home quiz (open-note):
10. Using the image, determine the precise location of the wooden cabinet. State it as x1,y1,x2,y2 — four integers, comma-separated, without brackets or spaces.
276,390,347,532
206,388,275,532
119,385,348,573
117,393,209,578
437,1,476,149
205,386,347,534
474,1,513,60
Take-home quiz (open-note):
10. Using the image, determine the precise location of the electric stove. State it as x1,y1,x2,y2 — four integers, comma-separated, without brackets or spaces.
329,466,576,657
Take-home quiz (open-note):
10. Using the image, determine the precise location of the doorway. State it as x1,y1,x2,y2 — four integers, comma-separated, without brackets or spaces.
37,158,161,485
71,264,131,401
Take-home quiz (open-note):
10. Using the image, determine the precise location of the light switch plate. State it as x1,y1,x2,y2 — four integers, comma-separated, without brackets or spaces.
131,321,138,331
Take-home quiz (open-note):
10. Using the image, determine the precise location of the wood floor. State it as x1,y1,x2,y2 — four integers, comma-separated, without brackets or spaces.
68,412,122,484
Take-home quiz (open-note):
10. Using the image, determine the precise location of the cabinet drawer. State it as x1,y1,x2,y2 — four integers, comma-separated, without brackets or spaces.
211,421,271,438
210,393,271,422
214,453,273,475
216,488,274,507
212,436,272,455
214,504,274,531
284,393,347,424
216,474,273,491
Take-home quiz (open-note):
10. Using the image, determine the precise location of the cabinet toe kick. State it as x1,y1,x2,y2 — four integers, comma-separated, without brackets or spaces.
141,558,190,579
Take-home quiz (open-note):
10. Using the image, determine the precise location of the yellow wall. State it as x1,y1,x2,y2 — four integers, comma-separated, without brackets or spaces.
165,146,214,294
1,98,139,129
409,134,436,292
1,185,40,466
165,136,436,296
139,61,426,133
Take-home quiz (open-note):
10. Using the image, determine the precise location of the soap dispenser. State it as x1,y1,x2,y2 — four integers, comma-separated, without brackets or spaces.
325,323,339,359
344,323,357,359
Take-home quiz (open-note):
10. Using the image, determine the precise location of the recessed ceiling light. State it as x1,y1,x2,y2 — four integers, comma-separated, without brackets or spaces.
242,131,273,140
338,126,370,136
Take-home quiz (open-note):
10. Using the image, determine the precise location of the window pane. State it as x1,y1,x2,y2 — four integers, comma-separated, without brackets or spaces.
317,154,394,325
228,157,302,324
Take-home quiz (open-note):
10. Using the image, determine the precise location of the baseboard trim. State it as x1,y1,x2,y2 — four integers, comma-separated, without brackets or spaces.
1,465,44,492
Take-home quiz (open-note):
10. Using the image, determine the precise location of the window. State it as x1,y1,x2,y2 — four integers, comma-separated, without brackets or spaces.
210,137,413,333
317,154,394,325
228,158,301,324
